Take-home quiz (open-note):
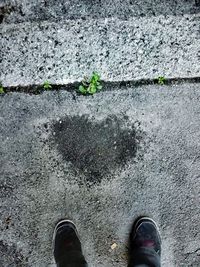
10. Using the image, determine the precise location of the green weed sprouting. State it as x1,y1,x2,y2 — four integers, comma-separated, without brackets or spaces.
43,81,52,90
79,72,102,95
157,76,166,85
0,83,4,94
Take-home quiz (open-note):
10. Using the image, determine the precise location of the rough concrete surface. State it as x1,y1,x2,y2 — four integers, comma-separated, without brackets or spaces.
0,0,200,24
0,83,200,266
1,14,200,87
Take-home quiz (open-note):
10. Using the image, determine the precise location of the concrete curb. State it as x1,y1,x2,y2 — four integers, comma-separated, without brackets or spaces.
1,15,200,87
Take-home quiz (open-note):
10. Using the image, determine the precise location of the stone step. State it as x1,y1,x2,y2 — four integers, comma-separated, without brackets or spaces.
1,0,200,24
1,14,200,87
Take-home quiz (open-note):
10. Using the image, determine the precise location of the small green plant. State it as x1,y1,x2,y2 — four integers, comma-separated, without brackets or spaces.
43,81,52,90
79,72,102,95
0,83,4,94
156,76,166,85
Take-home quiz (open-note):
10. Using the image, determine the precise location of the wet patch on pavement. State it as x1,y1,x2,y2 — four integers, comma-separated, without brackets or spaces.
51,115,142,184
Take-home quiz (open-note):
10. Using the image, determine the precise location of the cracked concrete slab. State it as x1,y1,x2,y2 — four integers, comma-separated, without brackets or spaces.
1,15,200,87
0,83,200,266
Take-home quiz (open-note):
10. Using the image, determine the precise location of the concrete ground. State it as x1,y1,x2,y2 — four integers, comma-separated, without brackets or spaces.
0,83,200,266
1,1,200,266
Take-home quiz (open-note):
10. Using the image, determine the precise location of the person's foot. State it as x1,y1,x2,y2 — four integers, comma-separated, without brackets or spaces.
129,217,161,256
53,220,87,266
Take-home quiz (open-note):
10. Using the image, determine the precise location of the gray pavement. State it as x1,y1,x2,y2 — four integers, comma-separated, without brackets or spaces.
0,83,200,266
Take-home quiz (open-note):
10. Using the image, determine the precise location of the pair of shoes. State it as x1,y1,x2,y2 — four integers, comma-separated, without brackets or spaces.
53,217,161,266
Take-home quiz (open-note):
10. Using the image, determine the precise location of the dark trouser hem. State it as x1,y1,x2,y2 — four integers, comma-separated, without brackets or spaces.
56,250,88,267
128,247,161,267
